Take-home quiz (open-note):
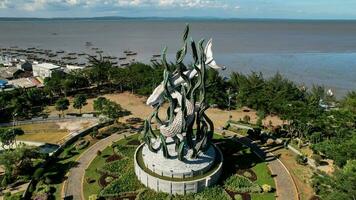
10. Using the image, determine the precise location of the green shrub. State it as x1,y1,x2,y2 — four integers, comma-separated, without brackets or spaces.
136,189,169,200
88,194,98,200
33,168,44,181
261,184,272,193
243,115,251,124
4,192,23,200
44,176,52,184
75,140,90,150
99,170,141,196
102,159,131,175
234,194,242,200
1,176,8,187
312,154,323,166
195,186,230,200
296,155,308,165
224,175,261,193
4,192,11,197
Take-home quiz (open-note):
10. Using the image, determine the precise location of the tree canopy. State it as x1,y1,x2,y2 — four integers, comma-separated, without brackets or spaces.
73,94,87,114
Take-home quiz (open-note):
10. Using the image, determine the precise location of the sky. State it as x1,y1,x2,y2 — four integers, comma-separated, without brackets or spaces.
0,0,356,19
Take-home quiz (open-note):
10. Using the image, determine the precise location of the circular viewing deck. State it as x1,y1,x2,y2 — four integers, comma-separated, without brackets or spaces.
134,143,223,195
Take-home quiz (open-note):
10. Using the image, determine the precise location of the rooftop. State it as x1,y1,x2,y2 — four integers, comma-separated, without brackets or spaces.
9,77,42,88
33,63,61,70
0,79,8,85
0,67,21,79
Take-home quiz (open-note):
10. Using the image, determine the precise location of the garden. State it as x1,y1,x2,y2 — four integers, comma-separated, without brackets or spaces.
83,134,276,200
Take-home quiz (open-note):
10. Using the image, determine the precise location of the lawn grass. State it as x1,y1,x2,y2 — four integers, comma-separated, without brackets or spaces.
251,162,276,200
83,134,276,200
83,134,140,199
15,123,69,144
36,135,97,200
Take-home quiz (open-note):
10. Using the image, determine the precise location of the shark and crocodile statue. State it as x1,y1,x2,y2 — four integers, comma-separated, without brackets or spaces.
141,24,226,160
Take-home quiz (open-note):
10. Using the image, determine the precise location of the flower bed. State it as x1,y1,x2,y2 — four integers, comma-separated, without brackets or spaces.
84,134,276,200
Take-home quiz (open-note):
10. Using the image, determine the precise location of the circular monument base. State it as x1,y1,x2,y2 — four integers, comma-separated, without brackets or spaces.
134,142,223,195
142,139,216,178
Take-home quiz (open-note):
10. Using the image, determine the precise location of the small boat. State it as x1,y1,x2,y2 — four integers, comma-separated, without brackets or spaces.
85,42,93,47
152,54,161,58
78,53,85,56
120,63,130,67
56,50,65,54
68,52,76,56
118,57,126,60
48,54,57,58
126,52,137,56
96,50,103,54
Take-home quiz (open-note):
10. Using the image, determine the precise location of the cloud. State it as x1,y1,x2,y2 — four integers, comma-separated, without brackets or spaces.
0,0,9,9
0,0,234,12
21,0,47,11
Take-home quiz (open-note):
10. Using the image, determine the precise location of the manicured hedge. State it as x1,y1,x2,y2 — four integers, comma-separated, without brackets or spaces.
224,174,261,193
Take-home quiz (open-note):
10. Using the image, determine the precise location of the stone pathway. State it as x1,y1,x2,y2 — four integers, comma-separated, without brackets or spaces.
225,130,299,200
62,132,133,200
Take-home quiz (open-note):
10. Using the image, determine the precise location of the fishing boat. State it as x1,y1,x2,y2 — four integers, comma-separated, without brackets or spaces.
126,52,137,56
85,42,93,47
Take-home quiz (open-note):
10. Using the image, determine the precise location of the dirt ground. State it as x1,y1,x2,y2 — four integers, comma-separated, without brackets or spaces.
16,120,94,144
46,92,284,130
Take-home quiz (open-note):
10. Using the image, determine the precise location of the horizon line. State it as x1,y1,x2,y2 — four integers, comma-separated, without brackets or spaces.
0,16,356,21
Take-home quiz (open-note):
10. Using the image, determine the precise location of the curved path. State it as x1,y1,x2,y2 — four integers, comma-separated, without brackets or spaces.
224,130,299,200
62,131,134,200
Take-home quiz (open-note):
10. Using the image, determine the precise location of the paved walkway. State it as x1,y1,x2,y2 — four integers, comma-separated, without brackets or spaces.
224,130,299,200
62,132,133,200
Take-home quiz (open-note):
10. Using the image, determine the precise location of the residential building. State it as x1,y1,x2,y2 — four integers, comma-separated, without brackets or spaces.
32,63,61,78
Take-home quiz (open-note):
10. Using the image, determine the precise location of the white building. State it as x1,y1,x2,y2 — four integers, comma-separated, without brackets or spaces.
65,65,85,71
32,63,61,78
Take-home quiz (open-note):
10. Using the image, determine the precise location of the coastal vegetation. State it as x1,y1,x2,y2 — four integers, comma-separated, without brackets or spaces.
0,55,355,199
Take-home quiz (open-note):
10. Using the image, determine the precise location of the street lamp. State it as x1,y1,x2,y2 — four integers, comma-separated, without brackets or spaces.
227,88,237,120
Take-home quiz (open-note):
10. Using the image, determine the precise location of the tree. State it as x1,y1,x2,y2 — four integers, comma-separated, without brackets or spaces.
55,97,70,117
73,94,87,114
0,145,42,183
93,97,107,112
87,55,112,87
0,128,17,149
44,71,65,97
93,97,124,122
312,160,356,200
90,127,99,139
341,91,356,113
